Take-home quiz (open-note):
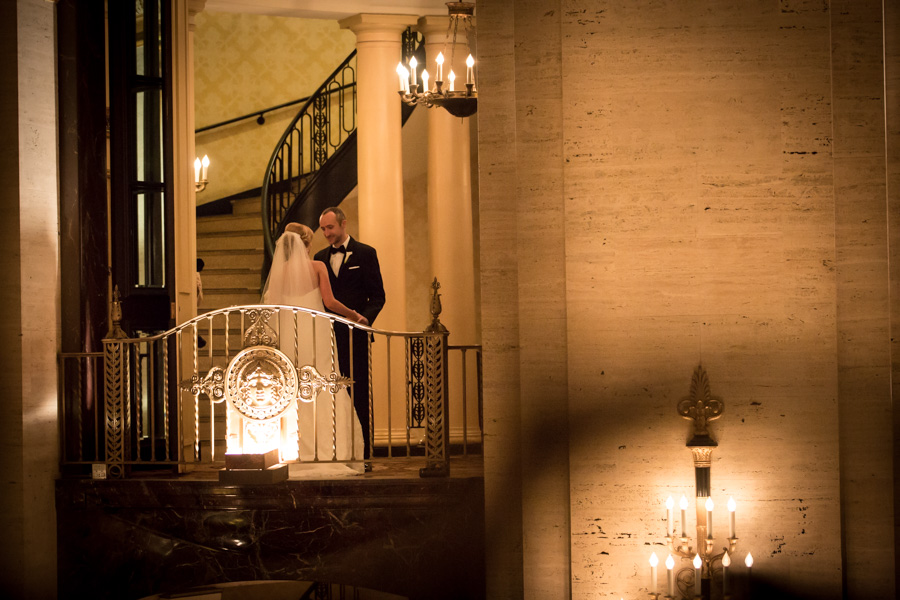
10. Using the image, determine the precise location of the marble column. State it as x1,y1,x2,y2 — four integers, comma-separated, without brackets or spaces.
416,15,478,346
339,14,416,331
0,1,60,598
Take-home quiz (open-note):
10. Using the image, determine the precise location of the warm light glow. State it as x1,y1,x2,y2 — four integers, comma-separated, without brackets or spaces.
194,157,201,183
745,552,754,568
693,554,702,569
421,69,430,92
679,495,688,510
466,54,474,68
201,154,210,180
728,497,736,512
665,555,675,570
722,552,731,567
666,496,674,509
649,553,659,567
447,69,456,92
705,497,714,511
436,52,444,66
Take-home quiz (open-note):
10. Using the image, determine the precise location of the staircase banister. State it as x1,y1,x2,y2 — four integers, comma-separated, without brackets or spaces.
261,49,358,258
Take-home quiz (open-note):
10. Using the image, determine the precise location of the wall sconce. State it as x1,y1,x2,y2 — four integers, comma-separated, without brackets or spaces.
194,154,209,192
648,365,751,600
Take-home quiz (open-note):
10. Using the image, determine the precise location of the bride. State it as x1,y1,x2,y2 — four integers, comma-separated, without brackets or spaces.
262,222,366,472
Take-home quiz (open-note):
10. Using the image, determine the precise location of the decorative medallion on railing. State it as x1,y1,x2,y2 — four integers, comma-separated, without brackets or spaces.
226,346,298,421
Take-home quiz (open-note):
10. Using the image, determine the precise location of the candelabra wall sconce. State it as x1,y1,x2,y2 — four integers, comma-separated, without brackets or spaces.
648,365,753,600
194,154,210,192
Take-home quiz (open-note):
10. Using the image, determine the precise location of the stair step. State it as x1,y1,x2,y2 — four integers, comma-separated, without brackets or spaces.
200,289,261,309
231,197,262,215
202,270,262,290
197,214,263,234
198,250,263,271
198,232,263,252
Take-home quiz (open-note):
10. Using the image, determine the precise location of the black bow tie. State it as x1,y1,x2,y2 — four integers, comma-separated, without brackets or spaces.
329,246,346,255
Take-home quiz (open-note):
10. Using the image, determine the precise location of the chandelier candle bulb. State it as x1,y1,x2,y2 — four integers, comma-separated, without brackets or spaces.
466,54,474,84
705,497,714,539
447,69,456,92
408,56,417,87
649,552,659,595
421,69,430,93
680,495,688,537
666,496,674,537
666,555,675,597
435,52,444,82
396,63,409,93
728,497,736,538
201,154,209,181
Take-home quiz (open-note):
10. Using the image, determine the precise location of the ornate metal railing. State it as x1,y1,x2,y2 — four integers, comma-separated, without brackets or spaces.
261,51,357,258
57,282,487,479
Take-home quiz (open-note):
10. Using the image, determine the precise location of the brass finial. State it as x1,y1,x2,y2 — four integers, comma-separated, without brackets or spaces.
677,365,723,447
427,277,448,334
106,285,127,339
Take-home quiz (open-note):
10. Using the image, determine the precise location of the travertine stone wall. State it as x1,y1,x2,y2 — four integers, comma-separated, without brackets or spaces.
831,0,894,597
0,1,60,598
479,0,894,597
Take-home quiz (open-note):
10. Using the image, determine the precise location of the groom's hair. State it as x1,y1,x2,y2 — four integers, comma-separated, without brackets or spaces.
321,206,347,224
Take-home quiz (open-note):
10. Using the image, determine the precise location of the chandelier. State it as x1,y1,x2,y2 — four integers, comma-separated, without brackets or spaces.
396,2,477,118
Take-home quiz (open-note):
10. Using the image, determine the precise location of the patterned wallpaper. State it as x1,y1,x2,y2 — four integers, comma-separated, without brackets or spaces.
194,12,356,202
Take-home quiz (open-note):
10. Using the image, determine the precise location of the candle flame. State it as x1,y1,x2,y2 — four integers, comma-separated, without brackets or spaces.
722,552,731,567
649,552,659,567
705,497,714,511
728,497,736,512
466,54,474,68
665,555,675,569
396,62,406,76
745,552,754,568
666,496,674,509
679,495,688,510
201,154,209,169
409,56,417,69
436,52,444,65
693,554,702,568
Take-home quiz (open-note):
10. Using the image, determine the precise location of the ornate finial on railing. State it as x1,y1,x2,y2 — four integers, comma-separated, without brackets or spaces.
106,285,128,339
427,277,448,334
676,364,723,448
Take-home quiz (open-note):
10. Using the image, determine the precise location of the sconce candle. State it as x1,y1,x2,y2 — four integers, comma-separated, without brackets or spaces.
201,154,209,181
693,554,702,597
666,496,674,537
679,495,688,537
396,64,409,93
194,157,201,183
466,53,474,85
728,497,736,538
745,552,753,593
421,69,430,93
649,552,658,595
706,497,714,539
665,555,675,597
721,551,731,597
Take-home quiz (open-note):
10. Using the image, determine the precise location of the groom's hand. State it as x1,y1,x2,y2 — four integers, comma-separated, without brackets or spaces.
357,315,369,326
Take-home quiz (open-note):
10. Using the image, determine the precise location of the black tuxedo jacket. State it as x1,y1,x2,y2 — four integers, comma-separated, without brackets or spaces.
314,237,386,326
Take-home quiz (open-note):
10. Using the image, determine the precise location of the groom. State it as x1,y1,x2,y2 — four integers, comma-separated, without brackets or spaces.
314,206,385,460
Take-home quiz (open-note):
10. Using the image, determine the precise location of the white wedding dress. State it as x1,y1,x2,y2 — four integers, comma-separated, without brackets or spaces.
262,232,364,476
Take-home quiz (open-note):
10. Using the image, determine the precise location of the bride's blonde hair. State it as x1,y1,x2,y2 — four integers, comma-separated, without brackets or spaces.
284,222,314,248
